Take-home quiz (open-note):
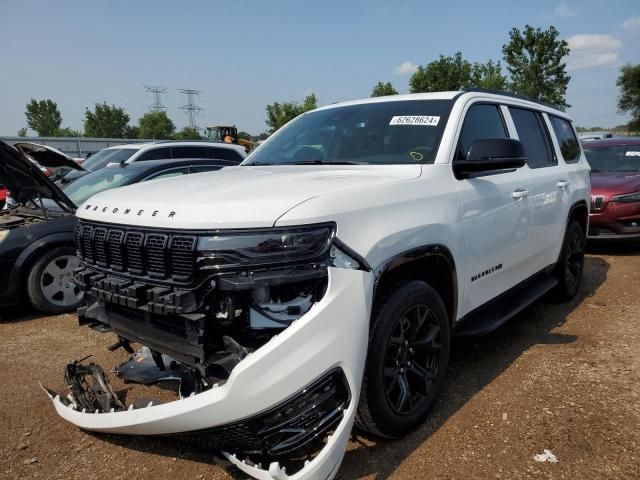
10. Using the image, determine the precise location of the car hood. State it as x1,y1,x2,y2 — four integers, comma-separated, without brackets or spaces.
13,142,85,171
591,171,640,197
76,164,422,228
0,141,76,212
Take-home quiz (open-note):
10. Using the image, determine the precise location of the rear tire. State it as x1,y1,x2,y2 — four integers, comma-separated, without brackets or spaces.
356,280,450,438
553,220,585,301
26,245,83,314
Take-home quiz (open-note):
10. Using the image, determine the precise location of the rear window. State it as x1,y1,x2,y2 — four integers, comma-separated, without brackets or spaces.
207,147,244,162
549,116,580,163
172,146,208,159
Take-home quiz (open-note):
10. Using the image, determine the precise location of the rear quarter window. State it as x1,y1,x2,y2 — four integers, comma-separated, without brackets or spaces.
549,116,580,163
207,147,244,162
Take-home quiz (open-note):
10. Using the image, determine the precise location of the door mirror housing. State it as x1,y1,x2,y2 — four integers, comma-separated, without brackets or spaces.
454,138,527,179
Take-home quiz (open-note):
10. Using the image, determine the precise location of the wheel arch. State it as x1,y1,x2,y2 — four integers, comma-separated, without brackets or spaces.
11,233,75,296
374,244,458,323
568,200,589,238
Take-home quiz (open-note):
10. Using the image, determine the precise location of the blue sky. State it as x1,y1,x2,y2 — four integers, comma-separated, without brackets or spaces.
1,0,639,135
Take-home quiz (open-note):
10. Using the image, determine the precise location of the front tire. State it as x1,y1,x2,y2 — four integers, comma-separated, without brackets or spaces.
26,246,83,314
553,221,585,301
356,281,450,438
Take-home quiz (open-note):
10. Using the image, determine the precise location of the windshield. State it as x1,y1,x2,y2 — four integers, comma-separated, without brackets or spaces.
245,100,453,166
81,148,138,171
62,166,137,205
584,145,640,172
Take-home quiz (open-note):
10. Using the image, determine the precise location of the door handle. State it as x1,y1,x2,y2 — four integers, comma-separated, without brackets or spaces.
512,188,530,200
557,180,570,188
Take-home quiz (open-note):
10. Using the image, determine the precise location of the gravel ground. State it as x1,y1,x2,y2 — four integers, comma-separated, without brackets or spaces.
0,244,638,480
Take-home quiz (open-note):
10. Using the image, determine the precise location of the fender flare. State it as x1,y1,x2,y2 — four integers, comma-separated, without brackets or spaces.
374,243,458,321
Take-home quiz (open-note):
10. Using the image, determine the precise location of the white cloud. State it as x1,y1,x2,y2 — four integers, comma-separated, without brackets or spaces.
394,61,419,75
566,34,622,71
554,1,575,17
622,16,640,32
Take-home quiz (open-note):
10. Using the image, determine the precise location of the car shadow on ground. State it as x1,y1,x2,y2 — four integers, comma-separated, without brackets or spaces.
337,255,609,479
0,305,48,323
82,256,609,479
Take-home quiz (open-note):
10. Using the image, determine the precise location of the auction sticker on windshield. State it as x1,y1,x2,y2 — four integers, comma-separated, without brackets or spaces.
389,115,440,126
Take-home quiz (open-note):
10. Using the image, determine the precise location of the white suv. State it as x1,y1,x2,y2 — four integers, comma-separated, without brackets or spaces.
60,140,247,183
47,90,590,480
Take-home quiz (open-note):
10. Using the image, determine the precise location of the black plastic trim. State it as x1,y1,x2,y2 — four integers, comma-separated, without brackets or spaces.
375,243,458,321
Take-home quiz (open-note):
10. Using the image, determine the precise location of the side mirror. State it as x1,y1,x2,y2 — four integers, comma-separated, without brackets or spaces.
454,138,527,179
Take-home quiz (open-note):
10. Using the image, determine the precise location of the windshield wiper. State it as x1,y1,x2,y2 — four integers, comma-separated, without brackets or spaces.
283,160,364,165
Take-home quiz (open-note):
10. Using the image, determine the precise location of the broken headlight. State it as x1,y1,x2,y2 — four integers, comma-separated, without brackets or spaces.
197,223,335,269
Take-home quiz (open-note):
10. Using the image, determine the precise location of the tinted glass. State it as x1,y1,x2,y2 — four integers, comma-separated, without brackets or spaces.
80,148,137,171
190,165,223,173
145,167,189,180
583,145,640,172
549,116,580,163
137,147,172,161
245,100,453,165
172,146,208,159
207,147,244,162
62,167,138,205
510,108,555,168
458,104,508,160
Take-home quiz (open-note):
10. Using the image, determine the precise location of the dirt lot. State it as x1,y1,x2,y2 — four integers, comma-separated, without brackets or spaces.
1,244,639,480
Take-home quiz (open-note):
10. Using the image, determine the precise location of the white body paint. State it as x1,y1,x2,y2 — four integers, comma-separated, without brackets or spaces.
52,91,590,479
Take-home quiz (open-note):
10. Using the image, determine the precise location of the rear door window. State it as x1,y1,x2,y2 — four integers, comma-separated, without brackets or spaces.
549,116,580,163
207,147,244,162
509,108,556,168
457,104,508,160
172,146,208,159
136,147,172,161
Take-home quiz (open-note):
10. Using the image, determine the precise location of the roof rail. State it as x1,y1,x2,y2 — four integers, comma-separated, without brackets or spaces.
151,139,212,144
462,88,564,112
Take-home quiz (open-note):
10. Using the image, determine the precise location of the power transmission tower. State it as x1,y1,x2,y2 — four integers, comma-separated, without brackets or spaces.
179,89,203,129
144,85,168,112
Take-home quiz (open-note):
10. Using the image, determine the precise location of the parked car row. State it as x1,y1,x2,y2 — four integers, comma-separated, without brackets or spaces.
0,141,245,313
1,92,639,480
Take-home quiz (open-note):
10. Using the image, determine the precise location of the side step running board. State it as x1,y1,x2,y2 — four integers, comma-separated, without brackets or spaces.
454,273,558,336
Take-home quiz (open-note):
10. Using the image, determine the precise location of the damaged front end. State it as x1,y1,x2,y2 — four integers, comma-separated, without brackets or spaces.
46,219,373,479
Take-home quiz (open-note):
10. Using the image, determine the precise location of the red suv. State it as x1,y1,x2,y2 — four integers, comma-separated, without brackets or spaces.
583,138,640,240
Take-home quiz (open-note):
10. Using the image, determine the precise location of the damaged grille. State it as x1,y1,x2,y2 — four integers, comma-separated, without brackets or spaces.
75,221,197,282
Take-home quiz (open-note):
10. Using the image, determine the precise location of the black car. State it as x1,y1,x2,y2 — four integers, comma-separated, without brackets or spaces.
0,141,237,313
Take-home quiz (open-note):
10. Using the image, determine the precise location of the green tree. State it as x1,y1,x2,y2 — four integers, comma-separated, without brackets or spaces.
174,126,202,140
502,25,570,108
25,99,62,136
138,111,175,139
410,52,472,92
84,102,130,137
257,132,269,141
410,53,508,93
238,131,252,141
265,93,317,133
616,64,640,131
124,125,140,139
371,81,398,97
54,127,81,137
17,127,28,137
470,60,508,90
